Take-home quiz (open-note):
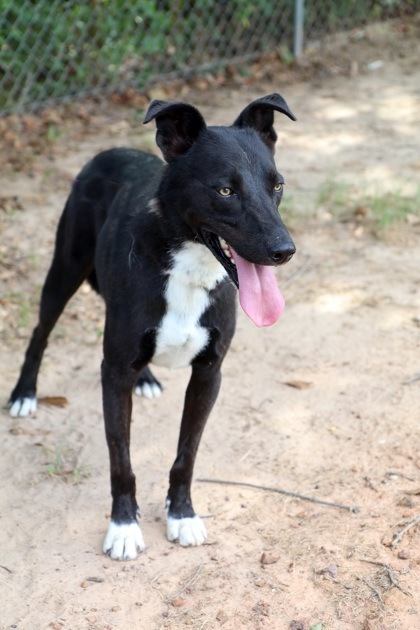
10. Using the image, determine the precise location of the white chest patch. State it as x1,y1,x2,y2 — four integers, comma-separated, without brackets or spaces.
152,242,227,369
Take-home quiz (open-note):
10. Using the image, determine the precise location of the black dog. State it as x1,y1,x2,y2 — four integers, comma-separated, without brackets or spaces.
8,94,296,560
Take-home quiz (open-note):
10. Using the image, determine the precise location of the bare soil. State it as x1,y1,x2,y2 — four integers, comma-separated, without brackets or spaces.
1,18,419,630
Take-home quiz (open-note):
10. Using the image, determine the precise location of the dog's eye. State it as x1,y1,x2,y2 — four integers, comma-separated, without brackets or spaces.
218,187,234,197
274,182,283,192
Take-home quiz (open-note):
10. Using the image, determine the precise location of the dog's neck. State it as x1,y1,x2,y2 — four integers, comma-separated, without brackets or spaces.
167,241,226,289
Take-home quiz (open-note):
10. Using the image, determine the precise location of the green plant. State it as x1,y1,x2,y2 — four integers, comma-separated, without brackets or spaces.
43,440,89,484
369,190,420,229
317,178,420,230
317,178,351,214
0,0,295,110
18,298,31,328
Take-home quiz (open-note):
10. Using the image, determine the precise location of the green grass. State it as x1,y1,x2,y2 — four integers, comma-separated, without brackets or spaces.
18,299,31,328
369,192,420,229
316,179,420,230
43,441,89,484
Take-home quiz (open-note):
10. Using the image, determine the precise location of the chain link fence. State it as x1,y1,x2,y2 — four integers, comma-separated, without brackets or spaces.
0,1,417,113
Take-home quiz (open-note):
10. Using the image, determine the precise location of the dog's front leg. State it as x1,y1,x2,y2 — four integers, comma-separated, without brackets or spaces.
101,360,146,560
166,362,221,546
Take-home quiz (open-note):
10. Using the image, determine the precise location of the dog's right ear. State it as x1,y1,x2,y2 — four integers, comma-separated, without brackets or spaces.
143,100,207,162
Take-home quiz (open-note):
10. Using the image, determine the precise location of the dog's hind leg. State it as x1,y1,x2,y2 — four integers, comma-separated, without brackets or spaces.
134,366,162,399
8,200,95,417
166,362,222,546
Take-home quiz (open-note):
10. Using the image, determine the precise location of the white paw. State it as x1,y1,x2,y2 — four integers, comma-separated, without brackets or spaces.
134,382,162,399
9,396,37,418
167,515,208,546
103,521,146,560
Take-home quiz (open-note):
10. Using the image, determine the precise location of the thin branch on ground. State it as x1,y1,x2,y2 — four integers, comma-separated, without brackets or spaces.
359,558,412,598
403,373,420,385
282,251,312,289
197,478,359,513
328,576,353,590
359,558,390,568
385,471,415,482
384,565,412,598
0,564,12,573
390,514,420,549
360,577,384,604
166,564,202,603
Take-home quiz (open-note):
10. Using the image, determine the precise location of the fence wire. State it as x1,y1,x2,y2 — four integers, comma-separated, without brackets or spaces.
0,0,416,113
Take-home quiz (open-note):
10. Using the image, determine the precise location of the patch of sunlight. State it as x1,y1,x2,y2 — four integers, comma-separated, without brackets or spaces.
359,167,418,196
292,132,365,155
319,104,358,120
379,310,413,331
376,92,418,122
314,291,359,314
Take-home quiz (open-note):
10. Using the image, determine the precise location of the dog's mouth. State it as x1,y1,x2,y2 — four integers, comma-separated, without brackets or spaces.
200,229,285,327
201,230,239,288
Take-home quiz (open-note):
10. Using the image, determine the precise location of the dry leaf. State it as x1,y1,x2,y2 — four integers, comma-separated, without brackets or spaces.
38,396,69,408
284,381,313,390
216,610,229,623
9,426,50,436
260,552,279,565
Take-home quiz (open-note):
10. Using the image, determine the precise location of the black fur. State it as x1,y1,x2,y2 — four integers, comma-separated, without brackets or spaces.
9,94,296,559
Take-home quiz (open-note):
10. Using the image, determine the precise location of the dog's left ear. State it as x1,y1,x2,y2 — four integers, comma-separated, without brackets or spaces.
233,93,296,151
144,100,207,162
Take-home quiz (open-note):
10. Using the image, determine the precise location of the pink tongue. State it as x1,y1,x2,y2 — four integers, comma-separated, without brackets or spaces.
230,247,285,327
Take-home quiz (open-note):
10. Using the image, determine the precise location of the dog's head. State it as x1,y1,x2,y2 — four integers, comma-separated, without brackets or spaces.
144,94,297,326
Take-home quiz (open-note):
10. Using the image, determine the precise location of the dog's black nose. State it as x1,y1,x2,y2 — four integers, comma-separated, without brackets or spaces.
270,242,296,265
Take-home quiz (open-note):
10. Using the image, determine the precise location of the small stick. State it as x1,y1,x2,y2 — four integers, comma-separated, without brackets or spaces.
363,476,378,492
403,373,420,385
328,576,353,590
0,564,12,574
385,565,412,598
282,252,312,289
390,514,420,549
359,558,388,567
197,478,359,513
360,578,384,604
359,558,412,598
166,564,202,603
385,471,415,482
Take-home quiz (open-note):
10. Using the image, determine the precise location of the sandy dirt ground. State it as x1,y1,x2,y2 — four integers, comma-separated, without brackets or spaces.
1,18,419,630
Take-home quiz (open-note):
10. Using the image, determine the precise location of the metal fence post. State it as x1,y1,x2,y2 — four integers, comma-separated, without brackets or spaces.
293,0,305,58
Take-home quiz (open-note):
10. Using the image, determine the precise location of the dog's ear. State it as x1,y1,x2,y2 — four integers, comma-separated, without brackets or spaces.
143,100,207,162
233,93,296,150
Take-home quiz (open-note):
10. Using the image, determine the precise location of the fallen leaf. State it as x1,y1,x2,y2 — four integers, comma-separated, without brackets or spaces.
9,426,50,436
255,578,267,587
284,381,313,390
171,596,186,607
216,609,228,623
261,552,279,565
38,396,69,408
